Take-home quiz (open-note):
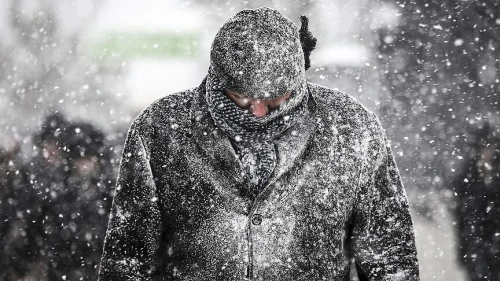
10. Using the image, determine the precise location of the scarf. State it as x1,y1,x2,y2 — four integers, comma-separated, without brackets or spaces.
205,66,310,197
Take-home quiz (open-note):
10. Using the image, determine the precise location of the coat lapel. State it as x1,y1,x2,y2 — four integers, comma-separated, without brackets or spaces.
189,79,319,193
190,79,245,185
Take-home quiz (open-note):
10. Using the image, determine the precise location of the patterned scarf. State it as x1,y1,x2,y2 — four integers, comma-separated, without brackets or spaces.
205,66,310,197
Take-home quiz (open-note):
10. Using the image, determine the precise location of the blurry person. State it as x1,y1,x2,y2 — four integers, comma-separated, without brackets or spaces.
40,120,113,281
452,122,500,281
0,137,40,280
23,112,72,281
30,112,69,204
24,112,113,281
99,7,419,280
1,111,70,281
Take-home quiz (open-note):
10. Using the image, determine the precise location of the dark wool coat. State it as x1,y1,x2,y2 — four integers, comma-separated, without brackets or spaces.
98,79,420,281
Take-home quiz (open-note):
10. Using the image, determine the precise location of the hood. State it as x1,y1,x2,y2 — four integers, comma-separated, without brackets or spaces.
209,7,306,100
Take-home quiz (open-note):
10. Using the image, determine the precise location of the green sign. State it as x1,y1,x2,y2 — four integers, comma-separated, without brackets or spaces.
90,32,200,59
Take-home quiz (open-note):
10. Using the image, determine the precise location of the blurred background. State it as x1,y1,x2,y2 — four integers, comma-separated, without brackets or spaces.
1,0,499,280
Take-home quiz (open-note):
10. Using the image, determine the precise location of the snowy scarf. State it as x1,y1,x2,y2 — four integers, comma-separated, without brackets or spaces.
205,7,312,197
206,66,309,195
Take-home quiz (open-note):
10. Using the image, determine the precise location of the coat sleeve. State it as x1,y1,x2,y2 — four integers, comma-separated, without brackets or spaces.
351,113,420,281
98,121,161,280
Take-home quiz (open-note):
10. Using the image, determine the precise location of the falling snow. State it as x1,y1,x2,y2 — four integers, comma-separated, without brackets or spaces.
1,1,499,281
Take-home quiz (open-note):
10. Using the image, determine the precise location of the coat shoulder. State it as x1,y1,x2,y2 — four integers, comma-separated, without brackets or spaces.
308,82,388,169
126,87,198,149
132,88,197,131
308,82,379,131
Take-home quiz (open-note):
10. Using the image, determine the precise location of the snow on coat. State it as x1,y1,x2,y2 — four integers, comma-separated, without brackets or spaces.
98,78,420,280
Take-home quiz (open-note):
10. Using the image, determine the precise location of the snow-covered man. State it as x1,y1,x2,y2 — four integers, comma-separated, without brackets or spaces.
99,7,420,281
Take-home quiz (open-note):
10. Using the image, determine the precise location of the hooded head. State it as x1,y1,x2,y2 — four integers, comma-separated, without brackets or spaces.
205,7,316,191
210,7,306,100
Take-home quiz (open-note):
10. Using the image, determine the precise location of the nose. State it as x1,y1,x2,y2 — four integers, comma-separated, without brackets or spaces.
250,100,269,117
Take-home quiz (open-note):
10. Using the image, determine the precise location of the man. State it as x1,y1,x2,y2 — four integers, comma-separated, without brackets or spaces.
99,7,419,280
27,113,113,280
452,122,500,281
0,137,40,280
42,120,113,281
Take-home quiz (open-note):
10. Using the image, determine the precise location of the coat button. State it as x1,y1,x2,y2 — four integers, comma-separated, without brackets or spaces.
251,214,262,225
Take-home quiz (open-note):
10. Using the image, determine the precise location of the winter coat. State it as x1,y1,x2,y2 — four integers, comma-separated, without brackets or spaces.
0,151,39,279
10,115,114,281
98,79,420,281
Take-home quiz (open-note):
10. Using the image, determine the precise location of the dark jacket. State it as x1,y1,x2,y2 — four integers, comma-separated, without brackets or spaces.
452,143,500,281
98,79,420,281
27,117,114,281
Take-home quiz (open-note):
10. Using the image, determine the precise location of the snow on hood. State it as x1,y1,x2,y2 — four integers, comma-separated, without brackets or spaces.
209,7,306,100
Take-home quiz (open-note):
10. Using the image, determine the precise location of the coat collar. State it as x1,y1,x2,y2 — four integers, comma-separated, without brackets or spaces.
189,77,319,191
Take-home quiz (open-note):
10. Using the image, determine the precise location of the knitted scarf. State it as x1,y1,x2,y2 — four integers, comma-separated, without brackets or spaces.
205,65,310,197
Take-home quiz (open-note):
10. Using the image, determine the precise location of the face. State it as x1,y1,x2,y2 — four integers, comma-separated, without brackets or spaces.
74,156,98,176
41,141,63,166
225,89,292,118
479,146,495,171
